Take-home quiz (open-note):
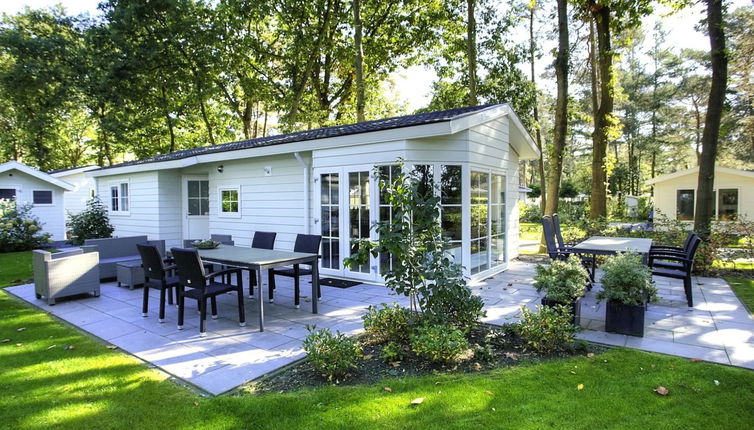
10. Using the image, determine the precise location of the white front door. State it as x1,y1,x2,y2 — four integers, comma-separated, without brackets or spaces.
182,176,209,240
314,167,378,281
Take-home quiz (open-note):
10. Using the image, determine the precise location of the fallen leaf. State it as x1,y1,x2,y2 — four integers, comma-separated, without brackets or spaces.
64,345,75,350
1,339,10,343
46,344,57,350
651,364,656,369
485,390,493,396
654,386,669,396
390,361,401,367
714,380,720,386
106,345,117,350
410,397,424,406
491,407,496,411
586,353,594,358
16,327,26,332
363,354,373,360
193,402,200,407
570,370,576,375
472,362,482,371
690,358,703,363
577,384,584,390
15,343,22,347
383,387,392,392
304,298,312,303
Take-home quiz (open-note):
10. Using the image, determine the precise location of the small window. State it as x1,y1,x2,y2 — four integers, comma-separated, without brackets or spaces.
32,190,53,205
110,181,129,213
219,187,240,217
718,189,738,221
0,188,16,200
677,189,694,221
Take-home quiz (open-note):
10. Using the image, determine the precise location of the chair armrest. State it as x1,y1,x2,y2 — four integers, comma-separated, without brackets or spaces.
650,254,692,264
80,245,98,254
205,267,242,280
650,245,683,251
163,264,177,272
650,250,688,259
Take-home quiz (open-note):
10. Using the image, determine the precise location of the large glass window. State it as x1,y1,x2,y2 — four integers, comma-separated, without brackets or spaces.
441,165,462,263
110,182,129,213
187,180,209,216
490,174,506,267
470,171,489,275
677,189,694,220
320,173,340,270
718,189,738,220
349,171,370,273
412,164,434,198
378,165,400,274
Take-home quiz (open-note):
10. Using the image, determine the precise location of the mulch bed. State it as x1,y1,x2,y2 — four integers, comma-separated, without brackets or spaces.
247,324,606,394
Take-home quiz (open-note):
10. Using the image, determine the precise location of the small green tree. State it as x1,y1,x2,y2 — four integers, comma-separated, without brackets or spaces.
0,199,51,252
344,159,484,330
67,197,114,245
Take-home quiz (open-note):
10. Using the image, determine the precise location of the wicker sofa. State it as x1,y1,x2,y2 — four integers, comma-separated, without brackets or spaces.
33,248,100,305
82,236,164,279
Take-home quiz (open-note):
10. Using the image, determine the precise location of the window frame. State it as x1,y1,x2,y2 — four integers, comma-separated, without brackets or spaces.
109,180,130,216
717,188,739,221
31,189,54,206
218,186,241,218
676,188,695,221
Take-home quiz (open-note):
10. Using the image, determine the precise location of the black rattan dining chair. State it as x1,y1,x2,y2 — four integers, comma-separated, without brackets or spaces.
650,235,702,307
543,216,595,283
247,231,277,297
171,247,246,336
137,243,179,323
268,234,321,308
650,232,697,256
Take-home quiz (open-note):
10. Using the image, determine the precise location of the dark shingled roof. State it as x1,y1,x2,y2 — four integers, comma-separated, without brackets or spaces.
100,104,495,170
47,165,97,174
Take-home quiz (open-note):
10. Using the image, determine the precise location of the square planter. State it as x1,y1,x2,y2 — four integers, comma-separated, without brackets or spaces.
541,297,582,327
605,301,645,337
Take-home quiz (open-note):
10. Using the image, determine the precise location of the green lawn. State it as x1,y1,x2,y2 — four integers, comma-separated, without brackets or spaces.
0,251,33,286
2,252,754,429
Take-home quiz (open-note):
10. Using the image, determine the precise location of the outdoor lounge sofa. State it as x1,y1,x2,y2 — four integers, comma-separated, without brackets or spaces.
82,236,164,279
33,248,100,305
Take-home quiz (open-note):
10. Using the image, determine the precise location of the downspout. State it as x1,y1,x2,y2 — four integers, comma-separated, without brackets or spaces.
293,152,311,234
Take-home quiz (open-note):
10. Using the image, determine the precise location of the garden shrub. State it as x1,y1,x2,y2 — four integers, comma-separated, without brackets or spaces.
0,200,51,252
362,303,411,344
533,254,589,303
519,201,542,223
485,323,520,351
518,305,577,355
597,252,657,306
302,327,362,381
380,341,405,363
410,324,470,364
67,197,114,245
423,277,485,333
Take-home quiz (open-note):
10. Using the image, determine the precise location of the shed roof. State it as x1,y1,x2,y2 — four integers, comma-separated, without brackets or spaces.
91,104,538,176
0,161,74,191
645,166,754,185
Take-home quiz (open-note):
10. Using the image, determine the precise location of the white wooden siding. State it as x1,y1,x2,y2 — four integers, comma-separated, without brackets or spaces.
55,171,95,216
0,170,66,240
96,171,163,239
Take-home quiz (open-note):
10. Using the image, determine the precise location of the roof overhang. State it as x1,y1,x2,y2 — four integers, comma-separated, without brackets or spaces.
89,104,541,178
645,166,754,186
50,165,100,178
0,161,74,191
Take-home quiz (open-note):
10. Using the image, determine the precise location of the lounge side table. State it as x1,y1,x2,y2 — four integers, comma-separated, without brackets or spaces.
116,260,145,289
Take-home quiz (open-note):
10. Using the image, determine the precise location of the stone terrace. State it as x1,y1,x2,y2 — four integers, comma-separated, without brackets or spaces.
6,261,754,395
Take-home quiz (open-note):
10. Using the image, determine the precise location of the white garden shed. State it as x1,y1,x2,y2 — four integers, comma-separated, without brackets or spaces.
0,161,74,240
88,104,539,282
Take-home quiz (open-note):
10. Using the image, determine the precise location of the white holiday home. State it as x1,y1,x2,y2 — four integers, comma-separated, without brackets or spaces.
88,104,539,282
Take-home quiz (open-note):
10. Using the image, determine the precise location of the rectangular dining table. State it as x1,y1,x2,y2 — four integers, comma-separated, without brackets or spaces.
196,245,320,332
571,236,653,263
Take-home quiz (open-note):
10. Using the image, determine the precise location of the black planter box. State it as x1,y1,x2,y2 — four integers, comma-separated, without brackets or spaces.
541,297,582,327
605,301,645,337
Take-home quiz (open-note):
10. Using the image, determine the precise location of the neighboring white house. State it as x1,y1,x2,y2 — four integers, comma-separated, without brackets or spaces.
49,165,99,216
646,166,754,222
88,104,539,282
0,161,74,240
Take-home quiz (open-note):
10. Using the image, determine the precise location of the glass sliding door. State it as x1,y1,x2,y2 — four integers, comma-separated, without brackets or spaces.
470,171,489,275
347,171,371,274
320,173,340,271
490,174,506,268
378,165,400,275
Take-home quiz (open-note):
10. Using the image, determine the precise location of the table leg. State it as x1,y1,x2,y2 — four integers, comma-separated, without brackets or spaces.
311,258,319,314
256,267,264,332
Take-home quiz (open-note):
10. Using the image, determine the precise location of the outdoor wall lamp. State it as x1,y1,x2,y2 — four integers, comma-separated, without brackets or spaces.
217,165,224,173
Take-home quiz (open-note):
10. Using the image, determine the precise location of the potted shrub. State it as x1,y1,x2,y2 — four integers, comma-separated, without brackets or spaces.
596,252,658,337
533,255,589,326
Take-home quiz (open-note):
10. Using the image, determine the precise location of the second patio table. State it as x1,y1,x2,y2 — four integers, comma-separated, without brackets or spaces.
197,245,320,332
571,236,653,264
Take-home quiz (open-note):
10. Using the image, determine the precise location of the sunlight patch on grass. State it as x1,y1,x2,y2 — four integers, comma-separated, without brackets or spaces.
0,251,33,287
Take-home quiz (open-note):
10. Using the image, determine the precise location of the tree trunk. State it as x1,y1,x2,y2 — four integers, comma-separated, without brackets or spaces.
161,85,176,153
466,0,478,106
199,98,216,145
589,5,613,219
242,100,253,139
353,0,365,122
529,3,546,213
694,0,728,239
693,97,702,164
544,0,569,220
